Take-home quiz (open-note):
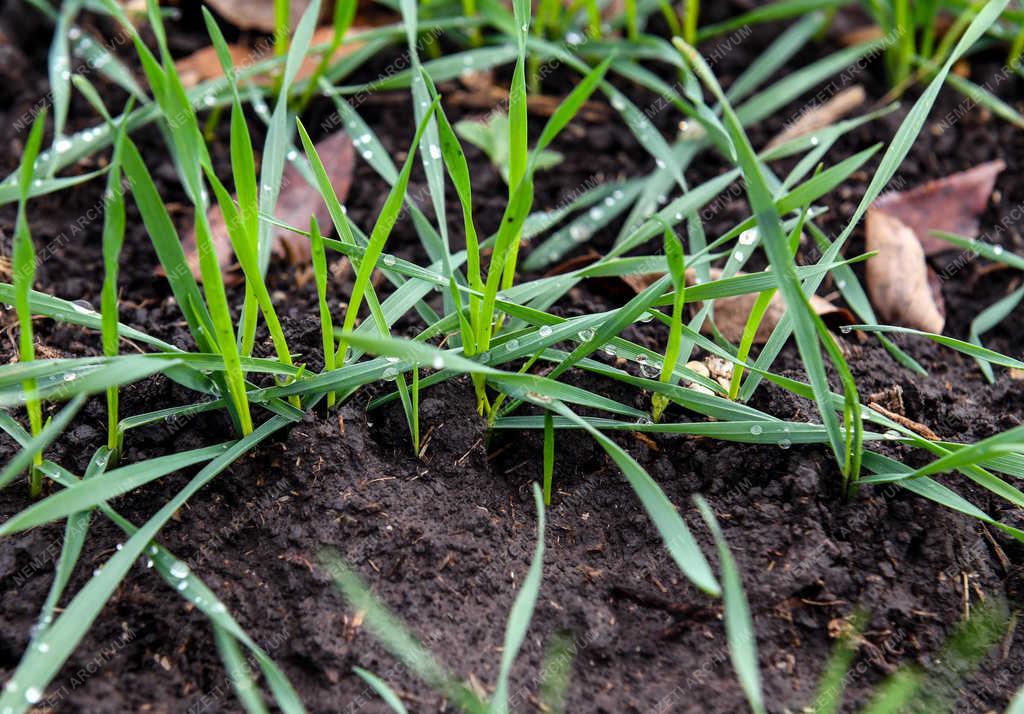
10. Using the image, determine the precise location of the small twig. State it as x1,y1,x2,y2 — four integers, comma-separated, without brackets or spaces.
869,402,941,441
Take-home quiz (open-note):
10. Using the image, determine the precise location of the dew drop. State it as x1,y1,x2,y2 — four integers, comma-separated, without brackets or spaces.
538,325,553,338
72,298,95,314
569,225,590,243
382,254,396,267
145,559,154,568
55,138,72,153
362,150,373,160
779,439,791,450
883,429,901,441
63,373,76,382
603,344,617,356
655,159,666,170
611,95,626,111
613,189,624,200
382,367,398,381
431,355,444,370
428,144,442,161
994,245,1005,256
176,580,188,591
149,545,158,556
506,338,520,351
839,325,853,334
733,251,745,262
286,149,298,161
213,602,227,613
750,424,763,436
359,133,371,145
738,230,757,245
604,196,615,207
589,207,603,221
521,23,530,32
635,354,648,365
169,560,190,579
25,687,41,704
809,136,819,146
5,681,17,693
37,642,49,653
203,94,216,107
577,328,596,342
836,279,847,290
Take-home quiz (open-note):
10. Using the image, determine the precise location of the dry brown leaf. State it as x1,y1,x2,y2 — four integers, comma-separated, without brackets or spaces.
203,0,318,33
685,268,852,343
838,25,885,46
766,85,865,149
179,129,354,284
872,160,1005,255
864,209,945,333
175,26,367,88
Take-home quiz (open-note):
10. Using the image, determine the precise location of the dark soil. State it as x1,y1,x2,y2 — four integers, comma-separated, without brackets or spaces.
1,1,1023,712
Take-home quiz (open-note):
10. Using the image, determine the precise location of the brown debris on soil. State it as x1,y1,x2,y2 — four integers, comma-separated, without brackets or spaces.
179,129,354,282
864,208,947,333
689,268,854,343
766,85,866,149
871,160,1005,255
863,161,1005,334
175,25,368,88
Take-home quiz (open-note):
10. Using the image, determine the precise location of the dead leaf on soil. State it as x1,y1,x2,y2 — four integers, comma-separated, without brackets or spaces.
203,0,320,33
621,267,853,343
178,129,354,284
766,85,866,150
864,209,946,334
688,268,853,343
175,25,368,88
872,160,1005,255
838,25,885,47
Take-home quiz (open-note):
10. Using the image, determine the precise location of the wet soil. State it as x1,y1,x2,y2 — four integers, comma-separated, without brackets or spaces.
1,1,1023,712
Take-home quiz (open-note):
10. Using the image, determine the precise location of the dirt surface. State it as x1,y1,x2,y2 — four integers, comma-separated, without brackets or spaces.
1,1,1023,712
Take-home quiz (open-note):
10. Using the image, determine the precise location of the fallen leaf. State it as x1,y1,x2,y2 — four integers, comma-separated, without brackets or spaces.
175,24,380,89
179,130,354,284
766,85,865,149
872,160,1005,255
610,267,851,343
204,0,318,33
864,208,945,333
688,268,853,343
838,25,885,47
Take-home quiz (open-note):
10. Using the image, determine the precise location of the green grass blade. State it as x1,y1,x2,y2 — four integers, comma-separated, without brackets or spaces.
0,416,291,714
0,444,229,535
694,496,766,714
13,109,48,494
214,627,270,714
0,395,86,491
968,286,1024,382
322,553,483,710
550,401,719,595
489,483,545,713
335,98,440,364
676,38,853,481
353,668,409,714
